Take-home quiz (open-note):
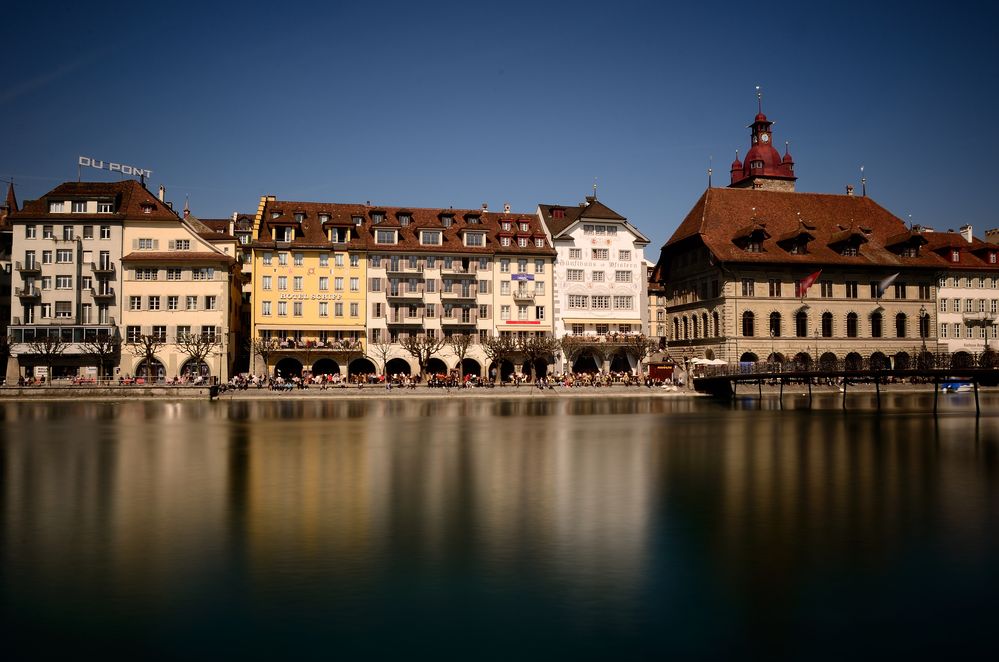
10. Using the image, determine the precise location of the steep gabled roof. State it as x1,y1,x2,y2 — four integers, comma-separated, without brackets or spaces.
11,180,179,222
538,198,648,243
662,187,948,268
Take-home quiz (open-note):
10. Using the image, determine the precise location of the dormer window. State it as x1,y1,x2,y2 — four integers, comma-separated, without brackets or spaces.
141,203,154,214
372,212,384,224
841,245,859,257
465,232,485,247
518,237,528,247
421,230,441,245
552,208,565,220
519,222,529,232
951,249,960,262
281,227,294,242
319,213,330,223
535,238,544,248
294,212,304,223
990,252,997,264
98,201,114,213
48,201,65,213
750,160,764,170
352,215,362,226
398,214,411,226
501,221,511,231
467,216,480,225
72,201,87,213
441,215,453,228
501,237,511,246
375,229,396,244
901,246,918,258
271,211,280,219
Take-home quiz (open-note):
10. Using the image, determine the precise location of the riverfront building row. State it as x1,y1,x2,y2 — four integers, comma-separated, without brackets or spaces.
1,182,653,381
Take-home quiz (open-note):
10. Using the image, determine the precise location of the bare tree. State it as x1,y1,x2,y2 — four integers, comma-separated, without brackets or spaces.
518,335,559,377
482,335,517,384
368,338,394,376
447,332,474,375
127,334,166,382
334,336,364,379
24,333,70,381
80,333,121,380
175,332,220,378
401,333,447,378
250,337,278,376
624,334,660,376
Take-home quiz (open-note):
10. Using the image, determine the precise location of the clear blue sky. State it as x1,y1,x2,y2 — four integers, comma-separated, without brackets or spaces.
2,0,997,249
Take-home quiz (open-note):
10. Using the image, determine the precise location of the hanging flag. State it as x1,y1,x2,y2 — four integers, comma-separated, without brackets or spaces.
877,272,900,297
798,270,822,297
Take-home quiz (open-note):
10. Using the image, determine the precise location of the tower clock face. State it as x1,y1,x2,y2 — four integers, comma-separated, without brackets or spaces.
761,133,770,143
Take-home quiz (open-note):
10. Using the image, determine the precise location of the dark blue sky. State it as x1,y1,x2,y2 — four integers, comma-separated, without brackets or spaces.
2,0,997,248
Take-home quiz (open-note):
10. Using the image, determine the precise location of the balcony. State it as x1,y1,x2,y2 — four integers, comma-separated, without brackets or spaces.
441,313,477,326
963,312,997,325
512,290,536,302
8,323,119,345
386,262,423,275
91,262,116,275
90,287,116,300
16,261,41,275
15,286,41,299
443,265,476,277
386,314,424,326
386,287,423,299
441,288,477,301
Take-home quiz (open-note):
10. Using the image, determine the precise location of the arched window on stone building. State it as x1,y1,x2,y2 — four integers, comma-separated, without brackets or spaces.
743,311,755,337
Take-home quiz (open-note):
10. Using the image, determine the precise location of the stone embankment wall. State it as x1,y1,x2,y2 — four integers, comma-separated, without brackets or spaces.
0,386,212,400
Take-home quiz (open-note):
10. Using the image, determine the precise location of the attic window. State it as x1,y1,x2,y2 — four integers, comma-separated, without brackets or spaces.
501,222,511,231
552,208,565,220
951,249,960,262
352,216,363,226
990,252,997,264
271,211,280,219
467,216,480,225
372,212,384,224
319,213,330,223
841,245,859,257
750,160,764,169
747,239,763,253
535,238,545,248
398,214,411,226
519,222,529,232
294,212,304,223
48,201,65,213
141,203,154,214
901,245,919,258
441,215,453,228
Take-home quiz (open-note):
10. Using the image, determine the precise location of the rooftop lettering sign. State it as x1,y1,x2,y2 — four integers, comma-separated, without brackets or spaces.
78,156,152,179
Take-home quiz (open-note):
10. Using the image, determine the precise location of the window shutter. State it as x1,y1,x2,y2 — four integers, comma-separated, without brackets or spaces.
153,239,160,250
168,240,175,250
132,238,138,249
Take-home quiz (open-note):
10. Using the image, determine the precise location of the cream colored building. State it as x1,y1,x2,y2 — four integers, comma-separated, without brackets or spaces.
119,209,236,380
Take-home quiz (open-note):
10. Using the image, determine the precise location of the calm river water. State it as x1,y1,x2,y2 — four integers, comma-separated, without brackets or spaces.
2,393,999,659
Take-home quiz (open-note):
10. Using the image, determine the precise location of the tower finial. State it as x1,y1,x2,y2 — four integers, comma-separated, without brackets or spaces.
860,165,866,196
708,155,713,188
756,85,762,114
592,177,597,199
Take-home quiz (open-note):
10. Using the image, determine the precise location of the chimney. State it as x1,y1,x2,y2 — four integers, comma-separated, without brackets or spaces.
482,202,488,212
158,185,165,201
960,224,973,243
846,185,855,196
503,202,511,213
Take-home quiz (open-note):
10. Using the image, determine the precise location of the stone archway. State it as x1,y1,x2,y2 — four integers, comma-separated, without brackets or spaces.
952,351,974,368
312,358,340,376
819,352,838,371
869,351,889,371
275,357,303,379
461,358,482,377
894,352,911,371
572,353,600,373
348,357,377,378
793,352,812,370
425,357,448,376
180,359,210,378
135,358,166,381
845,352,863,371
385,358,412,376
739,352,759,363
609,349,631,373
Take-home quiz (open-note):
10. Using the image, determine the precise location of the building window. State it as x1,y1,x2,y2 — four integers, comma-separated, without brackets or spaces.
168,296,179,310
919,284,931,300
293,302,303,317
795,311,808,337
277,276,287,291
166,268,181,280
592,271,604,283
100,226,111,239
335,303,344,317
138,238,154,249
63,226,75,240
894,283,906,299
293,276,303,291
376,229,396,244
56,249,73,263
26,225,36,239
422,231,441,245
613,296,633,309
592,296,610,309
350,277,359,291
148,296,160,310
294,253,304,266
175,239,190,251
98,202,113,214
871,312,883,338
500,259,510,273
82,226,93,239
318,276,328,291
500,305,510,320
592,248,609,260
261,301,272,316
769,312,781,337
48,202,64,213
350,302,359,317
43,226,54,238
895,313,907,338
820,282,833,297
152,326,167,342
262,276,272,290
846,312,858,338
319,302,328,317
335,277,344,291
42,251,53,264
186,296,197,310
278,253,288,266
768,279,782,297
135,268,157,280
569,248,582,259
205,296,217,310
615,270,632,283
568,295,587,309
129,296,141,310
277,301,287,316
127,326,141,342
741,278,754,296
465,232,485,247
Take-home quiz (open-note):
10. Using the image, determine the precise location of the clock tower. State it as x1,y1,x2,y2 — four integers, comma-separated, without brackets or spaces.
729,95,797,191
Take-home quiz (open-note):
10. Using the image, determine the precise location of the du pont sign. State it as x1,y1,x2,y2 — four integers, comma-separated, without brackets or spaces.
78,156,152,179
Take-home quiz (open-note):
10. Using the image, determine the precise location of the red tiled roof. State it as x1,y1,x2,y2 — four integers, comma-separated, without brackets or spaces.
662,187,957,269
11,180,179,222
921,232,999,270
253,200,555,257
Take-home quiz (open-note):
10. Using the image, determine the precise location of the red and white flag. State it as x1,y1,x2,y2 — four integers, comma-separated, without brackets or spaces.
798,270,822,296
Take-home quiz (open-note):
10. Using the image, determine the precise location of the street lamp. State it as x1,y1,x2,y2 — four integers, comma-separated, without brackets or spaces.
919,304,927,354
